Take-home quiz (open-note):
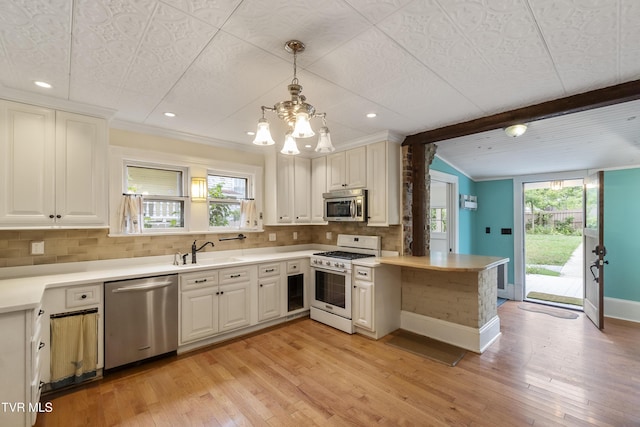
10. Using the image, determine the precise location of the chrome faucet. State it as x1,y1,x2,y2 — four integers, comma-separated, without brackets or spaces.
188,240,215,264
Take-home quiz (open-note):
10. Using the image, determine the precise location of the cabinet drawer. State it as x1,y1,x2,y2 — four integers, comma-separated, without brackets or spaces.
220,267,251,284
259,263,280,278
181,271,219,291
286,260,302,274
66,284,101,308
354,266,372,281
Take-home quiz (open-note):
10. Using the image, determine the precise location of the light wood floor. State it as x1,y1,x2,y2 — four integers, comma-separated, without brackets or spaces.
35,301,640,426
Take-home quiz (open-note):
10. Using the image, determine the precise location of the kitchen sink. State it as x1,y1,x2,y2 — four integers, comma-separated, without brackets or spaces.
177,256,245,266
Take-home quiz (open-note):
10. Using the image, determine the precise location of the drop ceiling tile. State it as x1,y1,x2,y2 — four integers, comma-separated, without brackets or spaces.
221,0,371,65
344,0,414,24
0,0,71,96
121,3,218,96
530,0,621,93
167,0,243,26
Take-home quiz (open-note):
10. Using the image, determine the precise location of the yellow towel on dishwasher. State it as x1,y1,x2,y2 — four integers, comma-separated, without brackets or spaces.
50,312,98,389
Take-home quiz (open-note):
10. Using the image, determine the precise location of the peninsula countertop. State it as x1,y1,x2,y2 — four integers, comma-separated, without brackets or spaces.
379,253,509,272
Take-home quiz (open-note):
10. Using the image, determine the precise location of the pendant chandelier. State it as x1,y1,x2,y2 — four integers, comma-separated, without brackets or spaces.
252,40,335,154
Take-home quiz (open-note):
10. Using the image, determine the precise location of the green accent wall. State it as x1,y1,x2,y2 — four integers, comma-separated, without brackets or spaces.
431,157,476,254
475,179,515,283
604,169,640,302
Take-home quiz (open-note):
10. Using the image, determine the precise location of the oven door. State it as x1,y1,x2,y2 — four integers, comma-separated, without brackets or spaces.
311,267,352,319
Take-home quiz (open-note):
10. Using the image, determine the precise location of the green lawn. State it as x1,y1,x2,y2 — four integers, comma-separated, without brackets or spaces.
525,234,582,266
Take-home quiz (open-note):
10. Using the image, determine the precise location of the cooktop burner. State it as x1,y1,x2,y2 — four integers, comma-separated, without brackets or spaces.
313,251,375,260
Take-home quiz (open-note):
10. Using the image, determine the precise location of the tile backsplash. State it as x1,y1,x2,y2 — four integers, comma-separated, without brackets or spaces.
0,225,401,268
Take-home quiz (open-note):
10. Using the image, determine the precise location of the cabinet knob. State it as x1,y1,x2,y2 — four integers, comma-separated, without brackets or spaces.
39,342,45,350
56,214,62,219
81,294,87,299
38,309,45,316
49,214,55,219
260,284,263,287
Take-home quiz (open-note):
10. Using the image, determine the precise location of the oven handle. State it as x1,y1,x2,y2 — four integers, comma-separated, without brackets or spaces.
350,200,355,218
311,266,349,275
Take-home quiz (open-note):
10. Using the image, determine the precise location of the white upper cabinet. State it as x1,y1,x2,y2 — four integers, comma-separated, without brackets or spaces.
310,156,327,223
326,146,366,191
265,152,312,225
0,100,108,228
366,141,401,227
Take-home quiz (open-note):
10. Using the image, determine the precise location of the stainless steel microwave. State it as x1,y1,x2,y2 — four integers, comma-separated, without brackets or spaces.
323,189,367,222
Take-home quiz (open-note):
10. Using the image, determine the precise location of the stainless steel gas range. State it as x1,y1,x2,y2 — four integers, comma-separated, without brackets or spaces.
310,234,381,333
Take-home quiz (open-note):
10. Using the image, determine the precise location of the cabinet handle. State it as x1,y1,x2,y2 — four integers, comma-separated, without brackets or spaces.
216,291,220,295
220,291,224,295
81,294,87,299
260,284,263,287
195,279,208,283
38,342,45,350
357,272,368,276
265,268,275,273
353,285,357,288
38,309,45,316
39,381,45,390
230,274,241,278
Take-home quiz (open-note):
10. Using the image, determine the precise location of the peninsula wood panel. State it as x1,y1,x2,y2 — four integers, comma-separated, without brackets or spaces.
35,302,640,427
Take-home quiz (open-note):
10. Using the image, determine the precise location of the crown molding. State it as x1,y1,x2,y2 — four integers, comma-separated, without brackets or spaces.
0,86,116,119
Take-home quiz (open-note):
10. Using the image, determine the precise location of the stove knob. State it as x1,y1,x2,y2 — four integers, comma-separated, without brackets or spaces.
325,260,331,266
338,263,345,268
313,259,318,265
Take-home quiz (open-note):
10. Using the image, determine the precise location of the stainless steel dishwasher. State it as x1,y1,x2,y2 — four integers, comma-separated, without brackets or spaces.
104,274,178,370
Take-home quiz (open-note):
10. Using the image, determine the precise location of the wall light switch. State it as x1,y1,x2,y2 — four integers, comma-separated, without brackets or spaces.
30,241,45,255
326,232,332,240
293,231,298,240
269,233,276,242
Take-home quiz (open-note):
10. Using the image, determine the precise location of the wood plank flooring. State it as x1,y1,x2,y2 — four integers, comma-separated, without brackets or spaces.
34,301,640,426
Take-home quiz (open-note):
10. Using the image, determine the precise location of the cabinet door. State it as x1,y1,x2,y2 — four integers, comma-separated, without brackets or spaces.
219,281,251,332
326,151,346,191
0,101,56,225
293,157,311,222
353,280,374,331
180,287,219,344
345,146,366,189
258,276,281,322
311,156,327,223
366,141,387,225
55,112,108,226
276,154,293,223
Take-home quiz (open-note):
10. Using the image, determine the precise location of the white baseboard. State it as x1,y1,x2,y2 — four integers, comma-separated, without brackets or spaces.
605,297,640,323
400,311,501,354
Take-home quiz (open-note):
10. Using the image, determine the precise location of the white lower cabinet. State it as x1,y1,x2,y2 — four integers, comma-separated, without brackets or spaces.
352,264,401,339
353,280,374,331
0,305,46,427
258,263,281,322
180,267,252,345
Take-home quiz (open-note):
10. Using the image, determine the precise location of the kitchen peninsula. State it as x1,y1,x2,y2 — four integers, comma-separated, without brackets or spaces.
379,253,509,353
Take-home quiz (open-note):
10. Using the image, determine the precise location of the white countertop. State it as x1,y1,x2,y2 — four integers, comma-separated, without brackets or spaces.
0,246,322,314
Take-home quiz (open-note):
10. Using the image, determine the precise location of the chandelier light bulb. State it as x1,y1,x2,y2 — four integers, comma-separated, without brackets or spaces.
292,111,315,138
252,118,275,145
315,126,335,153
281,132,300,155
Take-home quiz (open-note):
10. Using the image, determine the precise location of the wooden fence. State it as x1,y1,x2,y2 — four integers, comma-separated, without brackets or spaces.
524,210,583,231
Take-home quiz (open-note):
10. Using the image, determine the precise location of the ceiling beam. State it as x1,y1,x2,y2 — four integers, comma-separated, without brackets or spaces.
402,79,640,146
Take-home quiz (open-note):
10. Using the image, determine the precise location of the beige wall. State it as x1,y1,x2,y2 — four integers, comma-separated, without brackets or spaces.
0,129,402,268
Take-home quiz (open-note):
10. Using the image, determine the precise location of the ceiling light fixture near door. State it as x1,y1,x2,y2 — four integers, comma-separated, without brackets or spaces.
504,123,528,137
34,81,52,89
252,40,335,154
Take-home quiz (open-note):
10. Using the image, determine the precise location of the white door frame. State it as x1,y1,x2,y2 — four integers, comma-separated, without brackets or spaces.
430,170,458,254
513,170,587,301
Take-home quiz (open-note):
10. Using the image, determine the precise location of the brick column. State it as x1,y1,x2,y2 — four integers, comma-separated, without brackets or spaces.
402,142,437,256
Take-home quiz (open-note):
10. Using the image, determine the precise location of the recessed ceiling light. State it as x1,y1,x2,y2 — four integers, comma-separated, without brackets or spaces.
366,113,377,118
34,81,52,89
246,131,255,136
163,112,176,118
304,144,312,148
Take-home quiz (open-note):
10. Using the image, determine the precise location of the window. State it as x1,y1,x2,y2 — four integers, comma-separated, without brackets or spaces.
431,208,447,233
125,164,186,230
208,173,250,229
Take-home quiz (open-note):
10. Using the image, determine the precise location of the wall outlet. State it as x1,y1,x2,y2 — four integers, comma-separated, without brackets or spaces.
326,232,332,240
293,231,298,240
30,241,45,255
268,233,276,242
